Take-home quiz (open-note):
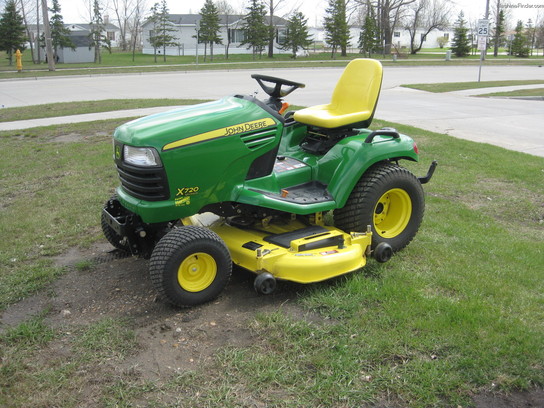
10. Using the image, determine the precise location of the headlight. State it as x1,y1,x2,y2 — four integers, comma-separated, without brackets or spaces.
123,146,162,167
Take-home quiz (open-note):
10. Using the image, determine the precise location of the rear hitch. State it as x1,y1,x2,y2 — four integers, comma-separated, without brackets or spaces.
418,160,438,184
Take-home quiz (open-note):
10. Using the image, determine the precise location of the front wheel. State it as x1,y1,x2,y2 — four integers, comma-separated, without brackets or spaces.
149,226,232,307
334,162,425,252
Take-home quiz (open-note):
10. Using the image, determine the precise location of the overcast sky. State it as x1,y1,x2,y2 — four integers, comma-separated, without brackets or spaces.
55,0,542,27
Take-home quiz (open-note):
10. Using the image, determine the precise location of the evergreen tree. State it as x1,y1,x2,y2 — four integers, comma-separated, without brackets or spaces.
510,20,529,57
199,0,222,62
90,0,105,63
450,11,471,57
323,0,350,58
526,19,536,56
492,9,505,57
358,12,379,57
148,0,178,62
0,0,27,65
241,0,268,59
50,0,75,58
281,11,312,59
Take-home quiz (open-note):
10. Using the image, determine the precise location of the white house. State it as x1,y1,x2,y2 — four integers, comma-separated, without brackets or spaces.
311,26,454,53
27,21,120,63
142,14,289,56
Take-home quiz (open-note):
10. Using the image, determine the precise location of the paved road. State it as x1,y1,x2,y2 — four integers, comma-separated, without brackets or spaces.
1,65,543,156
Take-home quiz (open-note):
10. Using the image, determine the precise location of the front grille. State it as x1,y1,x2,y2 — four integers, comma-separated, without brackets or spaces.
116,162,170,201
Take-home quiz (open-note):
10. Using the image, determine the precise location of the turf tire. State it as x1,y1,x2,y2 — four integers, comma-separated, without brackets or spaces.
149,226,232,307
334,162,424,252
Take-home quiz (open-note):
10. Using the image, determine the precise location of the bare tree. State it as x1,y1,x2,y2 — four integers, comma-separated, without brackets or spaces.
111,0,136,50
357,0,416,55
41,0,55,70
404,0,450,54
263,0,287,58
18,0,37,62
216,0,235,58
128,0,147,60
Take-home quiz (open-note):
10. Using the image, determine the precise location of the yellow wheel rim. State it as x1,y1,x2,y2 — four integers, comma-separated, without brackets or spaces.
177,253,217,292
373,188,412,238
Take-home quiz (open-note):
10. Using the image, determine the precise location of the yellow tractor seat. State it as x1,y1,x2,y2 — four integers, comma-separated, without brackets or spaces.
293,59,383,129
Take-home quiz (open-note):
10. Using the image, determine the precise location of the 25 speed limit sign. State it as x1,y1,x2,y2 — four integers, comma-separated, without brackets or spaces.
478,19,489,36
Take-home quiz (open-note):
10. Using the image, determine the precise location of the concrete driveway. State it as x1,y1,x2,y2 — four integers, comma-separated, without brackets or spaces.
1,65,543,156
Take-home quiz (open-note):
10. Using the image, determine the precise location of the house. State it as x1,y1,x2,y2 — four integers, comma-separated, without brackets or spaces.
141,14,289,56
390,28,454,52
66,21,121,48
309,26,454,53
26,21,119,64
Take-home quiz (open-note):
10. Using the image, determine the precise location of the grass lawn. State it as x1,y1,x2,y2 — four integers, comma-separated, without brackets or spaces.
0,104,542,407
476,88,544,97
1,50,542,79
401,80,544,93
0,99,206,122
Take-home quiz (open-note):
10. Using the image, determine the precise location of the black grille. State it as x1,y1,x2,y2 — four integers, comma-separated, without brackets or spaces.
116,162,170,201
240,129,276,150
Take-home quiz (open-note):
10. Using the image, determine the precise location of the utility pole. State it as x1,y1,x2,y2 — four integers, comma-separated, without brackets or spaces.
41,0,55,71
36,0,41,63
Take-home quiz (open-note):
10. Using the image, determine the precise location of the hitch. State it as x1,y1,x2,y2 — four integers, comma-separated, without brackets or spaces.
418,160,437,184
103,197,171,258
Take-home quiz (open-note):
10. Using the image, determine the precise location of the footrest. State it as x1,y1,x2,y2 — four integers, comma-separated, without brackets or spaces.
264,225,328,248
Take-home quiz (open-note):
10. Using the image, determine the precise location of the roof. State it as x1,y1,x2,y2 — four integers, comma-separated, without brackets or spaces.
67,23,119,31
26,23,119,32
144,13,288,28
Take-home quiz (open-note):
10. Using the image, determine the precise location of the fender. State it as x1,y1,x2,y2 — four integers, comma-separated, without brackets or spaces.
317,131,419,209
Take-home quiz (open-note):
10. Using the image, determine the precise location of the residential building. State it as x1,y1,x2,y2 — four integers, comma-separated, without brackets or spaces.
141,14,288,56
26,21,120,63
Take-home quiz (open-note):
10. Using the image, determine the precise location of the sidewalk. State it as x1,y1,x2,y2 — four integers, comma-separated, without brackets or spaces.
0,106,180,131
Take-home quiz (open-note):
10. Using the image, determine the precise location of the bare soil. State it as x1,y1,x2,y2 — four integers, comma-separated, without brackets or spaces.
1,243,542,407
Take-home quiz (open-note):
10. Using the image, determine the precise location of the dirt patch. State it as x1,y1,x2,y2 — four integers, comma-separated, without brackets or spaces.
1,243,542,407
0,242,307,382
474,388,544,408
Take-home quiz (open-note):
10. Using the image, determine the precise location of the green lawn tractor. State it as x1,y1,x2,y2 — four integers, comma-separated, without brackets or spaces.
102,59,436,307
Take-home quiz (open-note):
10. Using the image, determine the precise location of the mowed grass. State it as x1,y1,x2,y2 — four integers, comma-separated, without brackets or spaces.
0,99,206,122
0,106,543,407
476,88,544,97
1,49,542,79
401,79,544,92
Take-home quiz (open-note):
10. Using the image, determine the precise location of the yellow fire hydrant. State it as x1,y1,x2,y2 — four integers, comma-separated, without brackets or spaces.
15,49,23,72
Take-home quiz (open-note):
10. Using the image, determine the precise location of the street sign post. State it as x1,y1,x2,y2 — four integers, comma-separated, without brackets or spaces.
477,18,490,82
478,19,490,36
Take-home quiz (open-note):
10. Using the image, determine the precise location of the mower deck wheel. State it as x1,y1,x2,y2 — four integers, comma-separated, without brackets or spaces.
254,272,277,295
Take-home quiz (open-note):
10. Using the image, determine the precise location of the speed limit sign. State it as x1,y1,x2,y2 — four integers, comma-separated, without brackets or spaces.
478,19,489,36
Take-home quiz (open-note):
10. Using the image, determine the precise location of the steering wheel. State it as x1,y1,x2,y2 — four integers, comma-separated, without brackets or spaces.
251,74,305,98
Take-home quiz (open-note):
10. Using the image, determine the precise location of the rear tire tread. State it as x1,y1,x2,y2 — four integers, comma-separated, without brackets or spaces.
334,162,424,252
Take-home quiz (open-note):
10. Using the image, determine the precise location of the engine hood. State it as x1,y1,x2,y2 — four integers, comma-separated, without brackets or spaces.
113,96,278,151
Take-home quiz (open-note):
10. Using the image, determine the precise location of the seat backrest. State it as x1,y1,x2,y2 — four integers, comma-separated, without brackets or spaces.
330,59,383,119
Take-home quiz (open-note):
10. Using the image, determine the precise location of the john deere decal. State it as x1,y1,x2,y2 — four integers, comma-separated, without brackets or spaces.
163,118,276,151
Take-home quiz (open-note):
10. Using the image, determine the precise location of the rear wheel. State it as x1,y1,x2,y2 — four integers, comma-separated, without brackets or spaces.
334,162,424,252
149,226,232,307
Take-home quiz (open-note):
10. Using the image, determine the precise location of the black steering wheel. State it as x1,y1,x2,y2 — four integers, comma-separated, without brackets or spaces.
251,74,306,98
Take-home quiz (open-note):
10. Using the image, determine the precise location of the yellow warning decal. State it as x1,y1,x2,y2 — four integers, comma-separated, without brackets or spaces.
163,118,276,151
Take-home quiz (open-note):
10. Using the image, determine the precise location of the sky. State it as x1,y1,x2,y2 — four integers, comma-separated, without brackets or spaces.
56,0,542,28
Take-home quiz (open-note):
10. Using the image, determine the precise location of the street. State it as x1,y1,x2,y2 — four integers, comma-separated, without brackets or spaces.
1,65,543,156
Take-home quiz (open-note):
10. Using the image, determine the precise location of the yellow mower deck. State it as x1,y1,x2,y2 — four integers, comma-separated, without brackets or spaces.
208,219,372,283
